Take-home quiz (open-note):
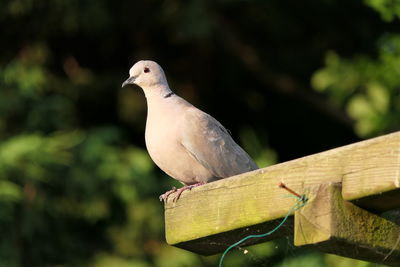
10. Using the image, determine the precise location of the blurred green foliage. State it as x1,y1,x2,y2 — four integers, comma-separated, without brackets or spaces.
313,2,400,137
364,0,400,22
312,35,400,137
0,0,398,266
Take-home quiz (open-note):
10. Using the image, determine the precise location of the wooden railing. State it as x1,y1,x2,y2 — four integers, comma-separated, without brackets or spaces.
164,131,400,265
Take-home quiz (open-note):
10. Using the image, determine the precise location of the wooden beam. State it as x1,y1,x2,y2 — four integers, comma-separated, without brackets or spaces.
164,131,400,255
294,183,400,266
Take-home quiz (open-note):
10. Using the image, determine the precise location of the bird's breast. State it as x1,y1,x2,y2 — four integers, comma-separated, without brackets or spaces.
144,113,213,184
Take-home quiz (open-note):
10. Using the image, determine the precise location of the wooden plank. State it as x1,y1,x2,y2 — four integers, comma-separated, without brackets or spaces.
172,217,294,255
294,183,400,266
341,131,400,204
164,131,400,255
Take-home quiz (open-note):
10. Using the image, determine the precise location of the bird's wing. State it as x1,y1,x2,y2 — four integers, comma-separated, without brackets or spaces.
180,108,258,178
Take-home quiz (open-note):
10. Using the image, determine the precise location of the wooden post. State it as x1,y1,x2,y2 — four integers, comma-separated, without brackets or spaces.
164,131,400,260
294,183,400,266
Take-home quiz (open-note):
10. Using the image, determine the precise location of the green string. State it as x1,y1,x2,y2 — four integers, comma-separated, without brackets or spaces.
218,195,308,267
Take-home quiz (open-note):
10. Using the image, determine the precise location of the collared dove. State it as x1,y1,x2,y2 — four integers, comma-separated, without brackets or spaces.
122,60,258,201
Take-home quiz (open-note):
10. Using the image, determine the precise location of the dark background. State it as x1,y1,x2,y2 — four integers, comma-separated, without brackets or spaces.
1,0,399,266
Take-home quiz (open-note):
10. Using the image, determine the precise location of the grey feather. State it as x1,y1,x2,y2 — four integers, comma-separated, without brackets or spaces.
181,109,258,178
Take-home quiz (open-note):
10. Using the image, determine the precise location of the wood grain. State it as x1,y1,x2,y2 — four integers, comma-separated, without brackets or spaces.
164,131,400,255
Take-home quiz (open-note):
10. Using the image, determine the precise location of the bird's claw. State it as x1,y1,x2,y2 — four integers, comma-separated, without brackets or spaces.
159,182,205,203
159,187,177,202
171,182,205,202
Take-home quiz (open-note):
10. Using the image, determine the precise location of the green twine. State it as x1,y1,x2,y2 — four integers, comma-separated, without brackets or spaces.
218,195,308,267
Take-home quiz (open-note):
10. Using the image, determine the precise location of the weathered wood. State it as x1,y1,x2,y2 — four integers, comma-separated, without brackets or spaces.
165,131,400,255
171,217,294,255
294,183,400,266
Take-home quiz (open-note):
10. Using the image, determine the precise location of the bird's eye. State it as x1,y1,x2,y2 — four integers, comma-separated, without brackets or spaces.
144,67,150,73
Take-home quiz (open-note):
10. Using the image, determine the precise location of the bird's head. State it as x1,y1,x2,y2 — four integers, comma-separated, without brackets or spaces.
122,60,168,89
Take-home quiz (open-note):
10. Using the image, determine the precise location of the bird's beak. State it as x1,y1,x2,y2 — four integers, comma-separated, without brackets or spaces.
121,76,136,88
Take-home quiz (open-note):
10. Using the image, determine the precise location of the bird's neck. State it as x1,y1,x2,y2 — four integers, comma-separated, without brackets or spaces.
143,83,191,115
144,84,183,136
143,84,173,100
144,84,179,119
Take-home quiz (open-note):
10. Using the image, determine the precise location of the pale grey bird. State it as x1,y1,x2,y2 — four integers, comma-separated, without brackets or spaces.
122,60,258,201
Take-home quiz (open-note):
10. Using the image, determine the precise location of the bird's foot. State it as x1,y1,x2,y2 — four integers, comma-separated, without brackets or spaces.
159,187,177,202
159,182,205,203
172,182,205,202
